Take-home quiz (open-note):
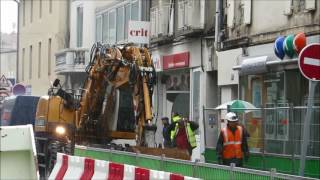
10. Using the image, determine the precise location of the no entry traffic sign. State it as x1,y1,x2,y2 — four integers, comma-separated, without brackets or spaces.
298,43,320,81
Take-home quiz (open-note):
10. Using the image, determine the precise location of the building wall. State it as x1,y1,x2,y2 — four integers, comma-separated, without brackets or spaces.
0,51,16,78
0,32,17,79
217,48,241,86
70,0,113,48
224,0,320,47
18,0,68,95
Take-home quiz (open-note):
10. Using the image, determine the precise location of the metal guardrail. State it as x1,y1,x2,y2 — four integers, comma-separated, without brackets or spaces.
75,145,318,180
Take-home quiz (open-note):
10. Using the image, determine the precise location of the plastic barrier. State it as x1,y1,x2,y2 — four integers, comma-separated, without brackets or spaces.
49,153,200,180
80,158,95,180
49,153,66,180
135,167,150,180
92,159,109,180
150,169,170,180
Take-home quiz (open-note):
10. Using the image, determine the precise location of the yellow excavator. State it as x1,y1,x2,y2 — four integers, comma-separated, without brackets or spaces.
34,43,155,176
34,43,189,178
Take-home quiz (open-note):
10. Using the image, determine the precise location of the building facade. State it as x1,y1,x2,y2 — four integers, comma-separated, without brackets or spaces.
149,0,218,161
55,0,113,90
18,0,69,95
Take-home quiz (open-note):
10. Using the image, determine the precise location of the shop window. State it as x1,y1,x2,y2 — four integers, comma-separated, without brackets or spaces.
264,72,287,141
131,1,139,21
240,71,320,156
165,70,190,120
102,13,108,43
96,1,140,44
124,4,131,39
116,7,125,42
108,10,116,44
96,16,102,42
77,6,83,47
251,77,262,118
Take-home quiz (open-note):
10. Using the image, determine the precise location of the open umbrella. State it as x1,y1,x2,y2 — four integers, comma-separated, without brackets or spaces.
215,100,257,113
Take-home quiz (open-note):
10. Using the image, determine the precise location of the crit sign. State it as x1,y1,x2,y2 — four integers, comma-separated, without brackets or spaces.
298,43,320,176
298,43,320,81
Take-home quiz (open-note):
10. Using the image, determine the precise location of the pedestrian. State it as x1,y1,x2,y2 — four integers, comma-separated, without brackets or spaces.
161,117,171,148
168,116,199,156
216,112,249,167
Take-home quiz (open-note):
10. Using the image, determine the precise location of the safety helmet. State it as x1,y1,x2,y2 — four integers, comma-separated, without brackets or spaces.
225,112,238,122
172,115,182,123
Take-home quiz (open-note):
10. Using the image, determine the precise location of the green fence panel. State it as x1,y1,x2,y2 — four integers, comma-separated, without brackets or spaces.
136,156,161,170
163,161,194,177
204,148,320,179
74,148,109,161
244,153,264,170
196,166,230,180
75,147,316,180
203,148,217,164
110,153,137,165
233,171,269,180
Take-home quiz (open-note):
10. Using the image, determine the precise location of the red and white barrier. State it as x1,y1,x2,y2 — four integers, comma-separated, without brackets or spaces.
92,160,109,179
49,153,200,180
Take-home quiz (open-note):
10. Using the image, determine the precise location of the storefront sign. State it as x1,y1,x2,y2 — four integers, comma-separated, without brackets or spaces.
152,54,162,72
239,56,268,75
298,43,320,81
128,20,150,44
163,52,189,70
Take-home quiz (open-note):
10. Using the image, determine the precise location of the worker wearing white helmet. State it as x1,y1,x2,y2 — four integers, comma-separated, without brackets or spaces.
216,112,249,167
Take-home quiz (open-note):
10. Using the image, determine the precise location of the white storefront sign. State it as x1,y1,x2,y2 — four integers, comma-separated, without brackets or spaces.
128,20,150,44
152,54,162,72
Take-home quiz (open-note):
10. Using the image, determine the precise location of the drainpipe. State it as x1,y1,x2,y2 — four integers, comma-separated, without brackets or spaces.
214,0,222,50
200,37,204,72
15,0,20,83
66,0,70,48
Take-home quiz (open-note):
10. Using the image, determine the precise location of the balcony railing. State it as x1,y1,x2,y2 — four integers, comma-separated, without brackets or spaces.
55,48,89,74
150,3,174,41
177,0,204,32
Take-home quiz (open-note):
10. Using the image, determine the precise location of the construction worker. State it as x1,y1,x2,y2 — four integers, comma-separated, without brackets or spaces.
168,116,198,156
169,113,182,145
216,112,249,167
161,117,171,148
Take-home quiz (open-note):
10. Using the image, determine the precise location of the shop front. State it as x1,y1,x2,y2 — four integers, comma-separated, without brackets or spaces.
203,35,320,177
235,35,320,155
224,35,320,177
151,38,213,161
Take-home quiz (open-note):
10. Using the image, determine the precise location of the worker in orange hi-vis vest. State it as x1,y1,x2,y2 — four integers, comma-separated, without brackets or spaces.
216,112,249,167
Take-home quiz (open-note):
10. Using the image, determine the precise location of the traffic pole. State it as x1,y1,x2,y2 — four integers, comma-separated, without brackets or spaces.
299,80,317,176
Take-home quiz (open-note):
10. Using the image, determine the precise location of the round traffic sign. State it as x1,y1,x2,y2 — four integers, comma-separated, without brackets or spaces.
12,83,26,95
298,43,320,81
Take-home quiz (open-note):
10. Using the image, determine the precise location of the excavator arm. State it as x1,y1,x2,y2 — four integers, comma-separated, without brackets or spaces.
46,43,155,146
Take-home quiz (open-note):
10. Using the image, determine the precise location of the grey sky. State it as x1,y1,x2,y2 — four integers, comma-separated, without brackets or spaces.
1,0,18,33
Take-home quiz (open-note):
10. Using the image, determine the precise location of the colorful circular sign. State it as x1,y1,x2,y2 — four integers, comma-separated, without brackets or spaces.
294,32,307,54
298,43,320,81
283,35,296,58
274,36,286,60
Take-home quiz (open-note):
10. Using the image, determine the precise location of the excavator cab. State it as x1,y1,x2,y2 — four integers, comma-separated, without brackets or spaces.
35,79,76,140
34,79,77,178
